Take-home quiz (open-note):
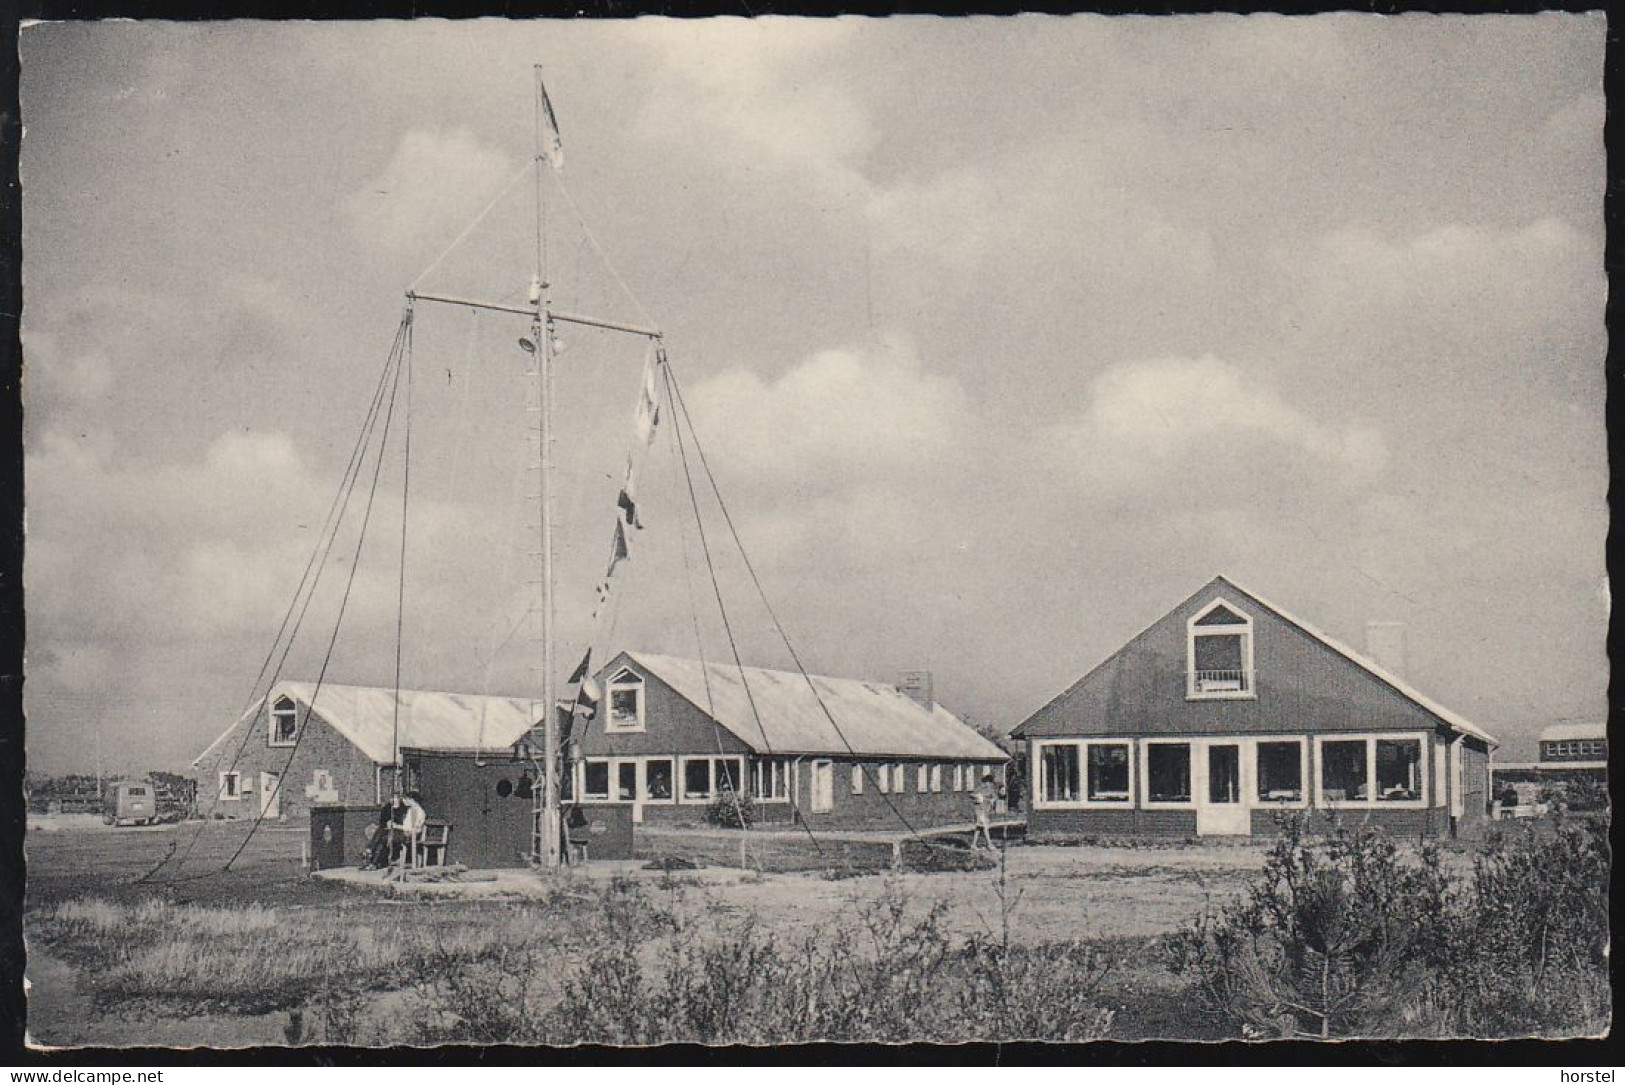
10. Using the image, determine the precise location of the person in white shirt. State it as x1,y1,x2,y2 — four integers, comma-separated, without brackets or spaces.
388,791,427,868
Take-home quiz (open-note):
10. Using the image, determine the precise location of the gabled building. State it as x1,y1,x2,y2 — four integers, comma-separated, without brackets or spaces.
1010,575,1497,839
1490,722,1607,809
190,681,540,820
567,651,1008,829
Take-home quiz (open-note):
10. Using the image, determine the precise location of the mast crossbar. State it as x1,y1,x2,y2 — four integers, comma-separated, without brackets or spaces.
405,291,661,339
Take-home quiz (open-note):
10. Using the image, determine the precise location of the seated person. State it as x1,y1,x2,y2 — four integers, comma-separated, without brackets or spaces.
386,791,427,866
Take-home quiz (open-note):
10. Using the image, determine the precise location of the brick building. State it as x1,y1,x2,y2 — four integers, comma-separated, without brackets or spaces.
190,681,539,821
1011,575,1497,839
567,651,1008,830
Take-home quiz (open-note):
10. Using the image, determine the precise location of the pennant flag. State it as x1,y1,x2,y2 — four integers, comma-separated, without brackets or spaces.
605,519,629,578
568,649,592,685
576,675,601,719
617,488,641,530
634,356,661,446
538,79,564,171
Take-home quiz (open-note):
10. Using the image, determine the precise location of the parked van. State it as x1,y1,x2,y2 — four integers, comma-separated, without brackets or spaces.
103,781,156,826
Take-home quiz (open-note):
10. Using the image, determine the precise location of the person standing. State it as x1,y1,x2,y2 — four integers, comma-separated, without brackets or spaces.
972,773,999,850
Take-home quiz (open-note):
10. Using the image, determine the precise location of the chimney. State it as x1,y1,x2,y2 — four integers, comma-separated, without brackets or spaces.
1364,621,1408,677
898,669,934,711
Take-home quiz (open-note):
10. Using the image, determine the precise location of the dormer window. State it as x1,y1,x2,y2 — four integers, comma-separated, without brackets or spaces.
269,696,299,747
606,669,645,732
1187,600,1255,699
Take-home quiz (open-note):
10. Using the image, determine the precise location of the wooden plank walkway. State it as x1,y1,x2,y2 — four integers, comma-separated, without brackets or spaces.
639,818,1024,848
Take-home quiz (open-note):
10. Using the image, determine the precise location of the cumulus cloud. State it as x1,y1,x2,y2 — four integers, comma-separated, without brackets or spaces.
684,335,972,498
1051,355,1389,501
345,127,519,260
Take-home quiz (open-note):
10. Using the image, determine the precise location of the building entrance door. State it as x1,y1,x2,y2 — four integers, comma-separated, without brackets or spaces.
810,760,834,813
259,771,281,820
1196,742,1249,836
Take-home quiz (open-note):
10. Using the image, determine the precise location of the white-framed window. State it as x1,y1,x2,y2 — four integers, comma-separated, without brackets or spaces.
605,669,645,732
1315,733,1428,808
891,763,906,793
1142,741,1193,806
751,758,790,803
678,756,744,802
877,763,890,794
1035,740,1135,808
582,759,611,801
644,758,675,802
851,764,864,795
269,696,299,747
1187,599,1255,699
219,771,241,801
930,764,943,793
1254,738,1308,806
915,764,929,793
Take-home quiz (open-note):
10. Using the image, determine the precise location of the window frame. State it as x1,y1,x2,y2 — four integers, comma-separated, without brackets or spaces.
851,764,865,796
1314,732,1429,809
1186,599,1257,701
930,764,943,793
643,757,676,804
581,759,612,802
219,771,241,801
1253,737,1309,809
1033,739,1136,809
1141,740,1194,808
604,668,647,734
268,696,299,748
750,757,790,804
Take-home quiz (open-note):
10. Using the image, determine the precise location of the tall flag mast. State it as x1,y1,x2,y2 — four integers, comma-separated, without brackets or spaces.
404,67,660,871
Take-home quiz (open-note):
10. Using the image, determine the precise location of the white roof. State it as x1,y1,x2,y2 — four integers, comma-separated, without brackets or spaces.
195,681,541,767
1539,722,1605,743
619,651,1008,761
1224,577,1499,747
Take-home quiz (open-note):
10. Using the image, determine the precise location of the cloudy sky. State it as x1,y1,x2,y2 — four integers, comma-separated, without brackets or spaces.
21,15,1605,773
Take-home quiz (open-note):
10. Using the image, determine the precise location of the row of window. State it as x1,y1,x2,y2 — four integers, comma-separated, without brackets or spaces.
857,761,991,796
573,756,1001,804
1034,734,1431,810
576,756,779,804
1543,740,1606,760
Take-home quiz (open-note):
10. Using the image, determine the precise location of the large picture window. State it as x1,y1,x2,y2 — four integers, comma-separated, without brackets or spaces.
683,759,711,800
645,758,674,801
1320,740,1368,802
583,760,610,801
1256,740,1304,803
1318,734,1428,807
1375,739,1422,802
1039,744,1080,804
1145,743,1191,804
1086,744,1131,803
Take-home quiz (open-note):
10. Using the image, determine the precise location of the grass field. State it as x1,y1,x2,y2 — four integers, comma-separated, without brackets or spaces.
30,816,1573,1046
24,818,1278,1045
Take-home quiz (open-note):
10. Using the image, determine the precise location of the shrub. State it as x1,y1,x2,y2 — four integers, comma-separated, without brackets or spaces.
705,790,755,829
1163,816,1449,1039
1165,813,1610,1040
1413,815,1610,1037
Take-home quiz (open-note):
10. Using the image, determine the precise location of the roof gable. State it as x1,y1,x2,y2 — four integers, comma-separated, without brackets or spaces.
214,682,544,765
608,651,1008,761
1012,574,1495,746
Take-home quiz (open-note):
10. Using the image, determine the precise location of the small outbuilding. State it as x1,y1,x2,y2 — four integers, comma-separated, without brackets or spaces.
566,651,1009,830
1010,575,1497,839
